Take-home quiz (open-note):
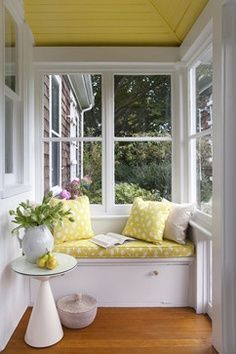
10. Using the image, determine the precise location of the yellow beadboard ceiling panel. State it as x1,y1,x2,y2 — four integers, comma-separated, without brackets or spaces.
24,0,209,46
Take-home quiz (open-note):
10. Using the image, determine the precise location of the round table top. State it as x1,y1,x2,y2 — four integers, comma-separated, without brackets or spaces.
11,253,77,277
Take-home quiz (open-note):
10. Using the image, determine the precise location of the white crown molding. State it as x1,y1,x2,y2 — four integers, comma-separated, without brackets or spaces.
33,46,180,66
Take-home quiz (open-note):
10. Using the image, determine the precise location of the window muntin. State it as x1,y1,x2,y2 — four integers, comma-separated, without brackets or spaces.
114,74,172,205
189,49,213,215
5,8,17,93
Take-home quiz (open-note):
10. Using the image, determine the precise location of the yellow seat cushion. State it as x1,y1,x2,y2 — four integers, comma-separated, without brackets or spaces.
52,196,94,244
53,238,194,258
122,197,171,243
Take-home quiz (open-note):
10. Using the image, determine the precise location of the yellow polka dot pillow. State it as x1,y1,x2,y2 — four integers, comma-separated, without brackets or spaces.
52,196,94,244
122,197,171,243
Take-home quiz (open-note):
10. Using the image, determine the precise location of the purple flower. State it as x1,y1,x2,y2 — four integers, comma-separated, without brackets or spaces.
59,189,71,200
71,178,80,186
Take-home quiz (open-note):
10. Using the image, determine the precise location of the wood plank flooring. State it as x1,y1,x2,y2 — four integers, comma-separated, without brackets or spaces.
3,307,217,354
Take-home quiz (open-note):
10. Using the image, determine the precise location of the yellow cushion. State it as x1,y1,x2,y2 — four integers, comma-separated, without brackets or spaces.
53,239,194,258
52,196,94,244
122,197,171,243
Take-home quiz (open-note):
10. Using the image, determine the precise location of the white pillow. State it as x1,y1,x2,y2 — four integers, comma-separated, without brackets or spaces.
162,200,194,244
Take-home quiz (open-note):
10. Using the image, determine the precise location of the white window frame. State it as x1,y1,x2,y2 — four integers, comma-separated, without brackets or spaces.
107,72,172,215
4,5,21,187
38,69,174,215
188,46,213,319
188,46,213,221
49,74,62,192
34,62,177,216
0,1,31,199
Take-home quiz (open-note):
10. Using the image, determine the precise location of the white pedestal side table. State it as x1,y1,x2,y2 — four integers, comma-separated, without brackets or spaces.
11,253,77,348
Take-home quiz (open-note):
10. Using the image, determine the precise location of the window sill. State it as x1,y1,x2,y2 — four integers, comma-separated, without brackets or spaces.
191,209,212,231
0,184,32,199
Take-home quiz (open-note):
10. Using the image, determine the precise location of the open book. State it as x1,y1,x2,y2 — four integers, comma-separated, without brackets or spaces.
90,233,135,249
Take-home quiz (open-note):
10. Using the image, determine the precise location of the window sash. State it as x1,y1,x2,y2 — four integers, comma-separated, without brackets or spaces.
188,48,213,216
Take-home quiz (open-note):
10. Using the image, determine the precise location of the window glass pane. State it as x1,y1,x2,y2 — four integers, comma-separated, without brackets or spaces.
44,142,50,194
195,56,213,133
114,75,171,137
115,141,171,204
44,74,101,138
196,136,212,214
43,75,50,137
5,96,13,173
84,74,102,137
5,8,17,92
51,141,61,188
44,141,102,204
51,76,60,134
60,142,102,204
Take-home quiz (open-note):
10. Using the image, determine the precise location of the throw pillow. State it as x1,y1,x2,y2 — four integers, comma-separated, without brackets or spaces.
162,199,194,244
122,197,171,243
52,196,94,244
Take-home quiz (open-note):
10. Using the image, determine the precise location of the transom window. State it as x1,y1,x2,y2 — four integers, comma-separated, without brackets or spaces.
42,73,172,213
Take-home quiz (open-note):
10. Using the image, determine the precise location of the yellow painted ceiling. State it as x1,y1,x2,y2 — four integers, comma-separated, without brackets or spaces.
24,0,209,47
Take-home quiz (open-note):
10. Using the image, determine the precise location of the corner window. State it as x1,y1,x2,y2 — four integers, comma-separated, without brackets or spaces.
189,48,213,214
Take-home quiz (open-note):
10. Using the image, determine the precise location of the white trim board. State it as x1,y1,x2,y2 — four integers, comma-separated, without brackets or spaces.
33,47,180,65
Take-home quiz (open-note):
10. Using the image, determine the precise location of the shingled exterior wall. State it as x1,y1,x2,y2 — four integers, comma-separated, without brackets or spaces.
43,75,50,193
43,74,80,194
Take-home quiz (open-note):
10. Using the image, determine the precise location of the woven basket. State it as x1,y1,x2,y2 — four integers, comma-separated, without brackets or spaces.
57,293,97,329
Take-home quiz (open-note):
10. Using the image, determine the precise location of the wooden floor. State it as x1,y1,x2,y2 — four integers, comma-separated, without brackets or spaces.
3,307,217,354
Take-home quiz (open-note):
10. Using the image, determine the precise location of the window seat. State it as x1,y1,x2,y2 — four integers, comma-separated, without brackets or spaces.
30,217,206,313
53,239,194,258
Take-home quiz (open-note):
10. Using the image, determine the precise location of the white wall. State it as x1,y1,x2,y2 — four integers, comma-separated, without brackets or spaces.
0,0,35,350
0,194,31,351
220,3,236,353
0,0,226,351
179,1,229,351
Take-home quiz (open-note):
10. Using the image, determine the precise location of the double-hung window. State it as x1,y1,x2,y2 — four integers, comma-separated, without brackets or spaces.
189,48,213,315
189,48,213,215
113,74,172,207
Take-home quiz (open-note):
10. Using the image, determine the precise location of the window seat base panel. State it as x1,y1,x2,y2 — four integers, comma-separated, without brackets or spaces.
53,239,194,258
31,257,194,309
